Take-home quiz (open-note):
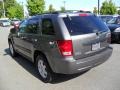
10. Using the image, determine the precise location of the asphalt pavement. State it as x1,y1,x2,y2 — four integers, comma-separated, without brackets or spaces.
0,26,120,90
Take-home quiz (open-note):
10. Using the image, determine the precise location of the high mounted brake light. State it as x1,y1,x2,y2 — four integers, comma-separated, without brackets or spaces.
79,13,89,16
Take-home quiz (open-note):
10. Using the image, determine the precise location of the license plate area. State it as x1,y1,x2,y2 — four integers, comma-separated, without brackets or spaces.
92,43,100,51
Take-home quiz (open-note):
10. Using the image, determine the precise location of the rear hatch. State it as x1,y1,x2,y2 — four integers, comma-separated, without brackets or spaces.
63,13,110,60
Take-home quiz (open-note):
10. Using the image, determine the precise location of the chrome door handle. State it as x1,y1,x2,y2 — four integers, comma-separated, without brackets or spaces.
49,41,55,45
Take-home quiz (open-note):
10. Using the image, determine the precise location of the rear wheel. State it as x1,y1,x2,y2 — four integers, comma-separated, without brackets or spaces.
9,42,17,57
36,55,53,83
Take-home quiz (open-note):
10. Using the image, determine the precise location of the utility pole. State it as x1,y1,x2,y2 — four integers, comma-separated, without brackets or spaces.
98,0,100,15
63,1,66,10
0,0,5,17
3,0,5,17
21,2,25,18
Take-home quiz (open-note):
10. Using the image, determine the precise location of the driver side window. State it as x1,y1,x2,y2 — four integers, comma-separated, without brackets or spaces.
19,20,28,33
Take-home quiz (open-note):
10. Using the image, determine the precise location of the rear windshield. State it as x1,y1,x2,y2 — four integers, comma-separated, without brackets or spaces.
12,20,19,21
63,15,108,35
1,20,9,22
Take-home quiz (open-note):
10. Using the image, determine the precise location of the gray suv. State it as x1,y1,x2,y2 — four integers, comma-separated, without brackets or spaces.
8,12,113,83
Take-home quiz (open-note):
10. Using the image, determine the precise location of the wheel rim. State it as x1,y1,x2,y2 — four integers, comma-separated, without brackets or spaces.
9,43,14,55
38,59,48,79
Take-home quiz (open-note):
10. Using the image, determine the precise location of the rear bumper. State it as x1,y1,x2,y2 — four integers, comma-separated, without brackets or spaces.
53,47,113,74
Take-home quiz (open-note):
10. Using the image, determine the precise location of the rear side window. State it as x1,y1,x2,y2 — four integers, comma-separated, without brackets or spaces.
26,18,39,34
63,15,109,35
42,19,55,35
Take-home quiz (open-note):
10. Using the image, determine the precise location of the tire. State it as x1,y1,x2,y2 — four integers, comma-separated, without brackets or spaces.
9,42,17,57
36,55,53,83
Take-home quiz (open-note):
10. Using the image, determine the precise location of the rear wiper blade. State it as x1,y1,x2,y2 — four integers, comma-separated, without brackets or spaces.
67,15,72,21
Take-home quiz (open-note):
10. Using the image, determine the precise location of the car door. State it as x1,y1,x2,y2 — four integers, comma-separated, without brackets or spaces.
13,20,28,56
13,18,39,59
39,18,57,56
21,17,40,60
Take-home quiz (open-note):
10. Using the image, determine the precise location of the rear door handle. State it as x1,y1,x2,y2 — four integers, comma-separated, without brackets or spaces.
49,41,55,45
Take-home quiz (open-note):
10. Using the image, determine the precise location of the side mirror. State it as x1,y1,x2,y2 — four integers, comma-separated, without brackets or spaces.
10,28,16,34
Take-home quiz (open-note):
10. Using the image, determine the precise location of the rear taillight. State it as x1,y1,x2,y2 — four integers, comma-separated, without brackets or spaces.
106,33,111,43
57,40,73,57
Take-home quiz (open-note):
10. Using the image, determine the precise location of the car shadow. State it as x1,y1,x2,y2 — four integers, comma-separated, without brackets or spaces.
51,70,89,84
4,48,90,84
4,48,40,78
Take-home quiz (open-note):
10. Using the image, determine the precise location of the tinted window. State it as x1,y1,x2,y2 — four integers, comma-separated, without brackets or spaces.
100,16,113,23
12,20,19,21
107,16,120,24
42,19,55,35
19,20,28,33
63,15,109,35
26,18,39,34
107,17,117,24
1,20,9,22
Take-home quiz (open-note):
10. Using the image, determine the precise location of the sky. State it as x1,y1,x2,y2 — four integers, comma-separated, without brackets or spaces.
17,0,120,11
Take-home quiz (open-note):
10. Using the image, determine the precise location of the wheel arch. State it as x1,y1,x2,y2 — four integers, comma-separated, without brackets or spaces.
33,50,54,72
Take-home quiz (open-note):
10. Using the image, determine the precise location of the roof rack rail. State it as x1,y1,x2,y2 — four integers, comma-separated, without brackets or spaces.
62,10,92,13
35,11,60,15
35,10,92,16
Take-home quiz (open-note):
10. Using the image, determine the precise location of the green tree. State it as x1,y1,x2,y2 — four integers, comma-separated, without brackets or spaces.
61,6,65,12
4,0,16,17
27,0,45,15
7,3,23,19
100,0,117,15
118,10,120,15
4,0,16,8
0,2,3,17
48,4,55,12
93,7,98,14
0,0,23,18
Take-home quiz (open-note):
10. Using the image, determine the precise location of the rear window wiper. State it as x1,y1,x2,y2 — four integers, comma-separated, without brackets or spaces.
67,15,72,21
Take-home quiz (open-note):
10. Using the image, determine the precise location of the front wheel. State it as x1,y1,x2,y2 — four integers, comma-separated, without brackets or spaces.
36,55,53,83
